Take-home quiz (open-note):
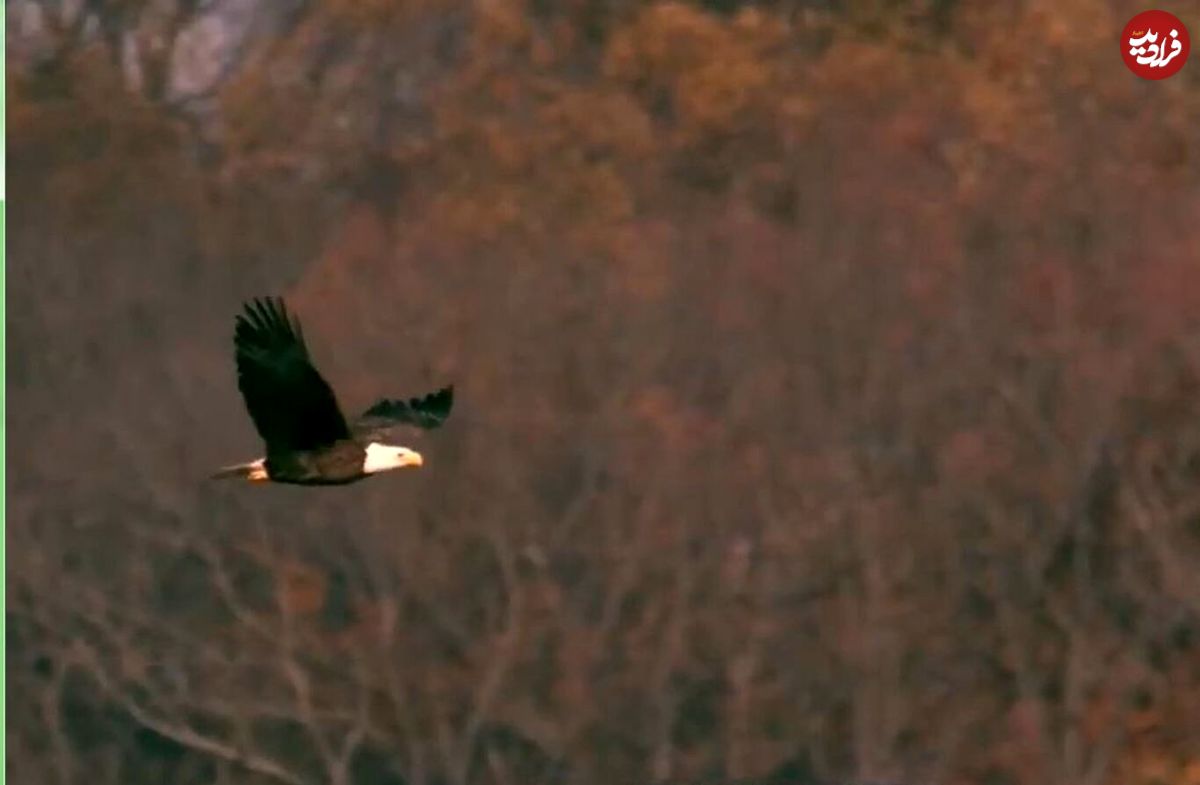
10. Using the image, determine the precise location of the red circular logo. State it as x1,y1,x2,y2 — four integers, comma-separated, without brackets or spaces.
1122,10,1190,80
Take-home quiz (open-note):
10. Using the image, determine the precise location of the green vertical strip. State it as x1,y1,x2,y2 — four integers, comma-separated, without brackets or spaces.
2,0,8,774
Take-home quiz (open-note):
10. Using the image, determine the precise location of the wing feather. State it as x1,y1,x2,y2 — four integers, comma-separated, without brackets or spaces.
233,297,351,453
353,385,454,439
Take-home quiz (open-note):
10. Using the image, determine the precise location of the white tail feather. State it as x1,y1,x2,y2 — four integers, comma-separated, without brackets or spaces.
211,458,268,482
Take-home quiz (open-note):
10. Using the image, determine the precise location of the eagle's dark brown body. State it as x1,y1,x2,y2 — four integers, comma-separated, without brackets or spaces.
265,440,369,485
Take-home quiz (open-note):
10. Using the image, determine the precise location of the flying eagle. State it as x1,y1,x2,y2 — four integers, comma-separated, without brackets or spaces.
213,297,453,485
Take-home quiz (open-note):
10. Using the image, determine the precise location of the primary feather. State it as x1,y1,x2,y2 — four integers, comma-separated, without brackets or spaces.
234,297,352,454
354,386,454,439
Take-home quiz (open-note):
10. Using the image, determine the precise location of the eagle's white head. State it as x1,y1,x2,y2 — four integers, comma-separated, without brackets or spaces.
363,442,425,474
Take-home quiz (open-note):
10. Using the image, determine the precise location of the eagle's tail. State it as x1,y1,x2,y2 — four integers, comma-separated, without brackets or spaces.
211,458,269,482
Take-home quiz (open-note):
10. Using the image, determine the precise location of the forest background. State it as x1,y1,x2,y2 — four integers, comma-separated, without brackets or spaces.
7,1,1200,784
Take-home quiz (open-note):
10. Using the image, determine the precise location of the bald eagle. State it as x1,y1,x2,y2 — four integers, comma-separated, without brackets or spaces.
212,297,453,485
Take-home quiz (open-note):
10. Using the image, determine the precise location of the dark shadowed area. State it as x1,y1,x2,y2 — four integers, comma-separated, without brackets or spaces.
7,1,1200,784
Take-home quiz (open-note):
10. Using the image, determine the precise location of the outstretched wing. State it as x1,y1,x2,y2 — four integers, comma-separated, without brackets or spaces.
353,385,454,440
234,297,351,453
